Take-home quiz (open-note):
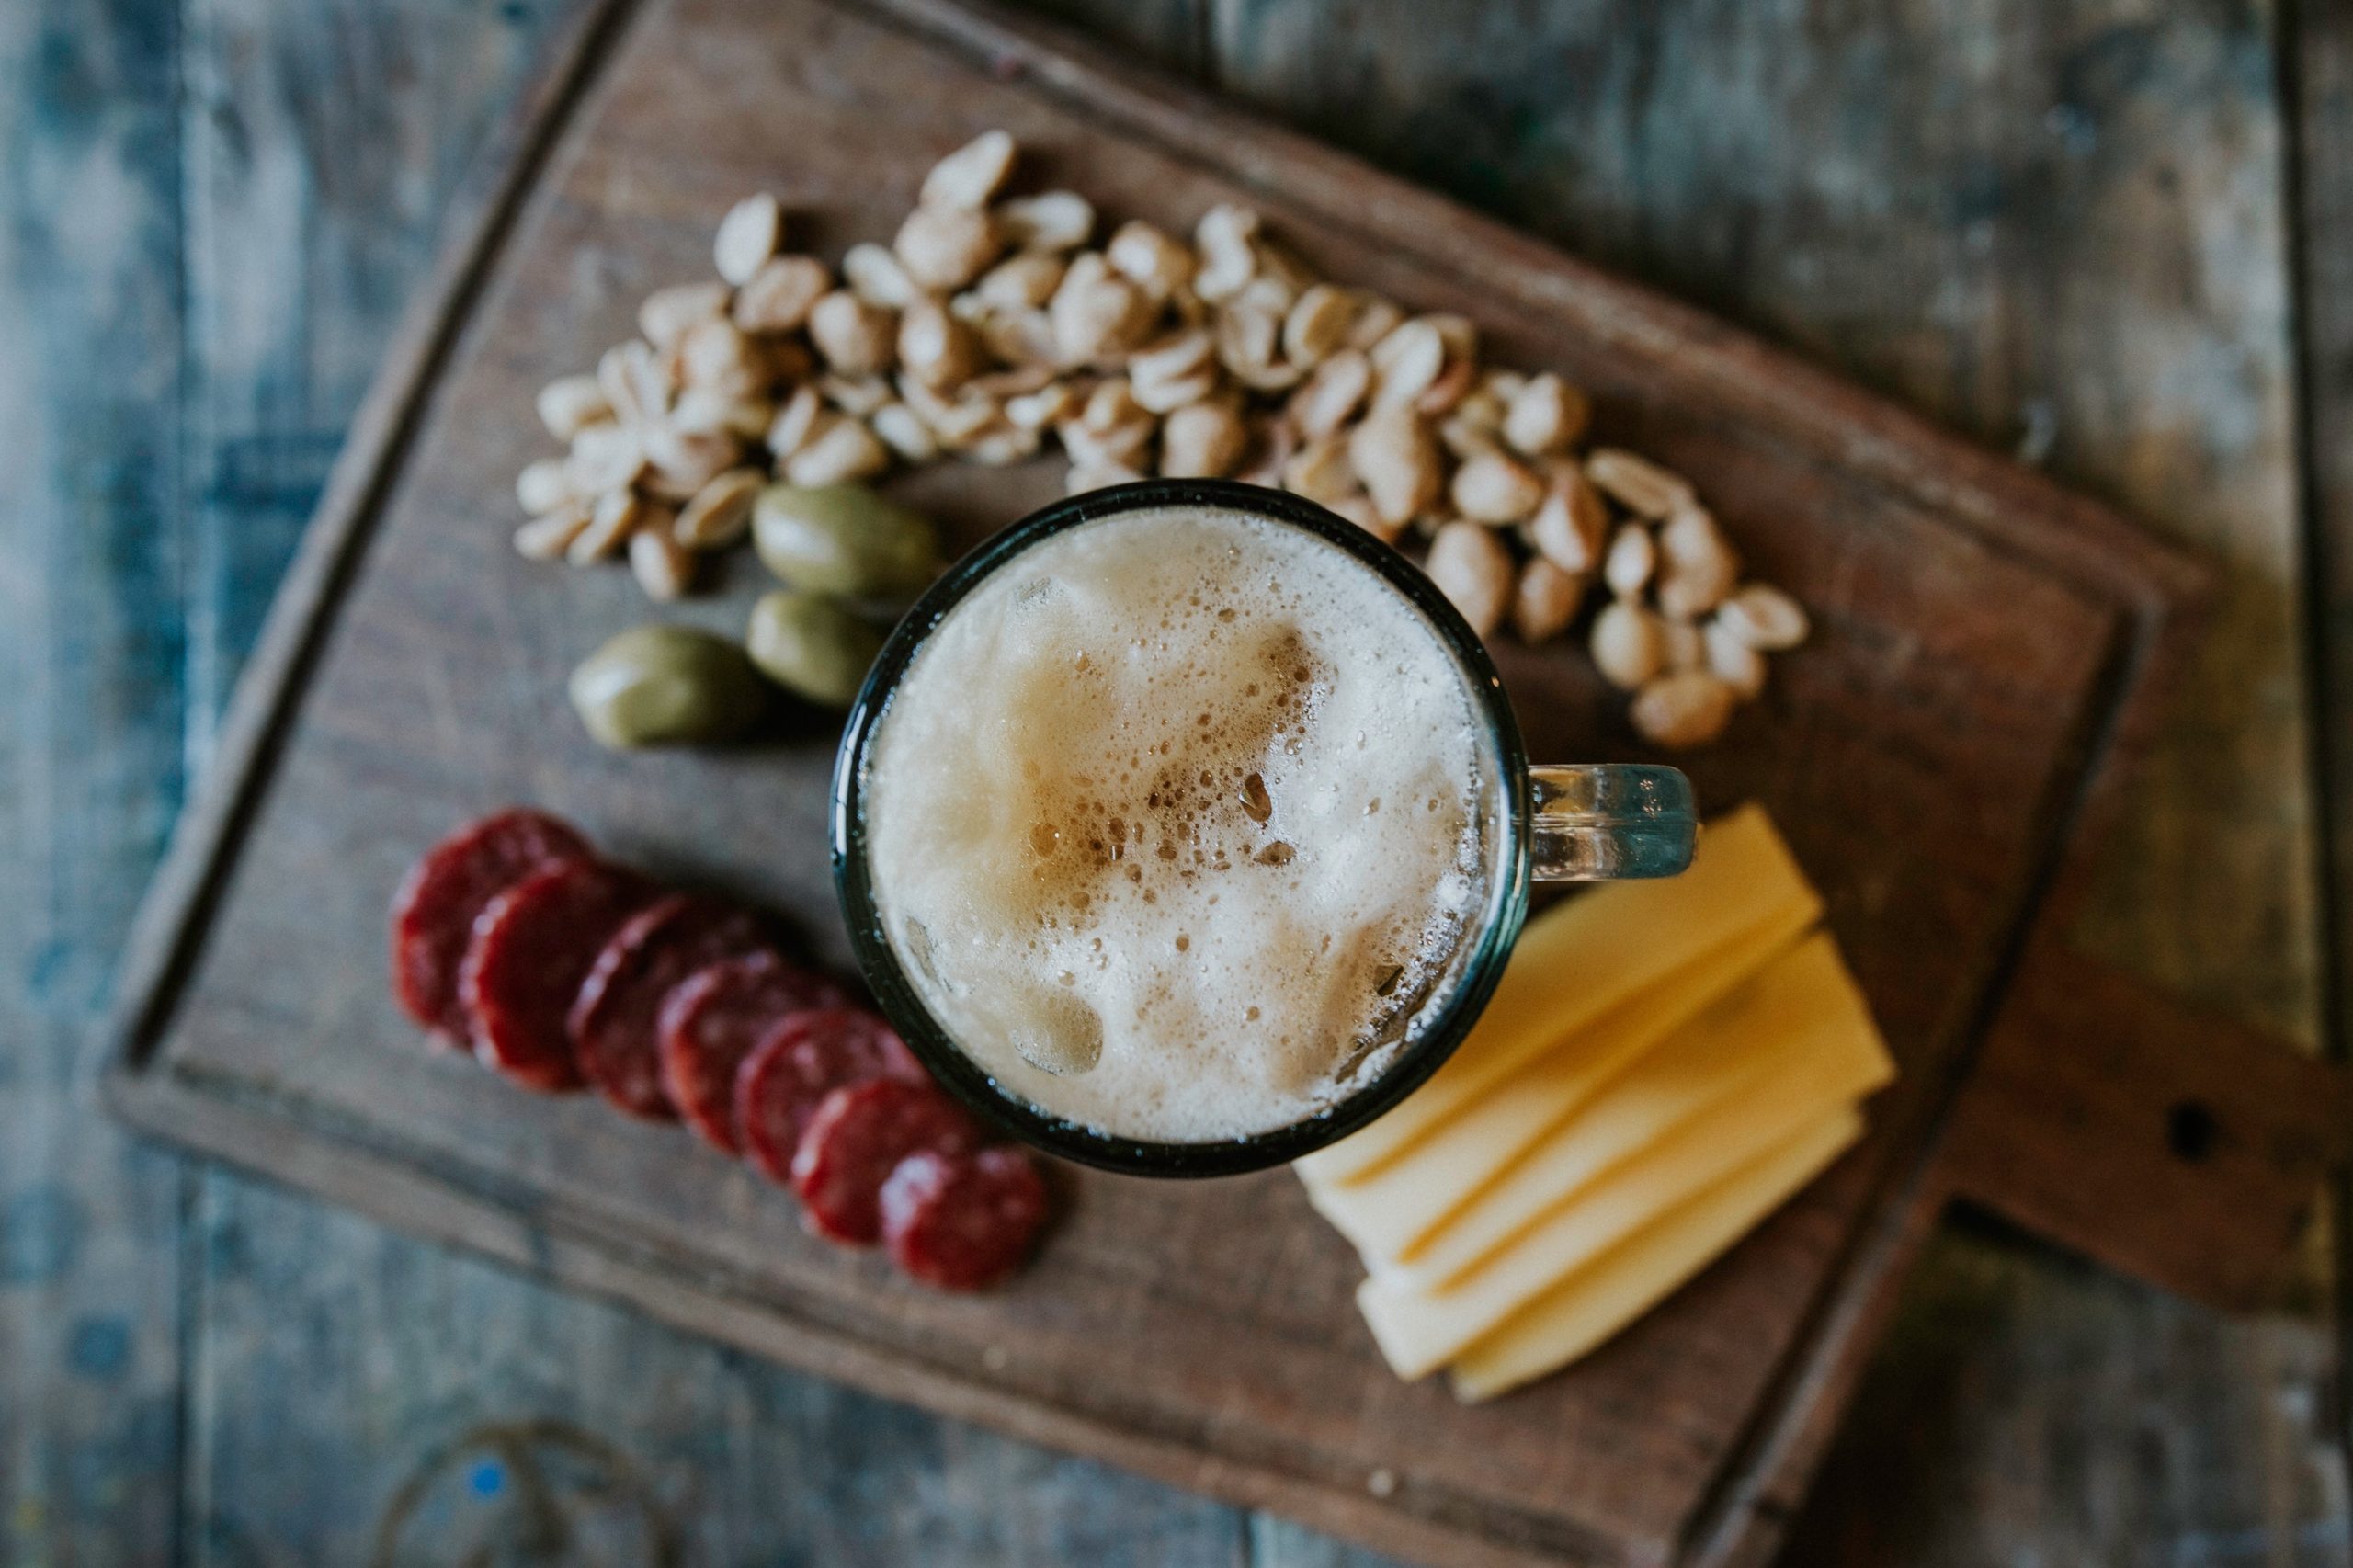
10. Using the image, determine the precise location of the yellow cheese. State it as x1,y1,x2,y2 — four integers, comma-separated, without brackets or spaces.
1449,1105,1864,1402
1295,804,1819,1187
1354,994,1893,1379
1302,907,1813,1267
1383,933,1880,1292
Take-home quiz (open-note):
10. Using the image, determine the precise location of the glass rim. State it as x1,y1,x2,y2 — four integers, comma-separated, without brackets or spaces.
830,478,1534,1178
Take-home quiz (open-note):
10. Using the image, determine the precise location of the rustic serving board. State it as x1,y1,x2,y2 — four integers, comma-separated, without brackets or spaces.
100,0,2348,1563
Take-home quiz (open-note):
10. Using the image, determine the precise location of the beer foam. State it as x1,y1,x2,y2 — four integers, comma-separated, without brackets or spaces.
862,504,1495,1142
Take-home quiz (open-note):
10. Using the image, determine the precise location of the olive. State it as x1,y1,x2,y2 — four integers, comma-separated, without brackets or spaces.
568,624,767,749
746,591,888,709
753,483,940,598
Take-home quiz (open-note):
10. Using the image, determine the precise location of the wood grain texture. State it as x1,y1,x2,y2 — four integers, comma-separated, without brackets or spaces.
99,0,2274,1562
160,2,1254,1565
0,2,188,1563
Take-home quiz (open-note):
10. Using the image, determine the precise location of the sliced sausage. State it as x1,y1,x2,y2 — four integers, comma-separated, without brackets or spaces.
735,1007,925,1186
881,1147,1050,1290
460,860,655,1091
567,893,774,1119
658,953,849,1154
391,809,590,1044
787,1078,981,1244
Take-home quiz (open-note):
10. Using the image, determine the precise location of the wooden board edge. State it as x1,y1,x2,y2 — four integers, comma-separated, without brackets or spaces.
99,1064,1625,1568
95,0,642,1085
852,0,2217,622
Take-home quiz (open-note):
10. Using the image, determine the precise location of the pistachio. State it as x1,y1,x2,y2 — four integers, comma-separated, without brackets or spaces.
746,589,888,708
536,375,612,441
753,483,940,597
713,194,784,287
1629,671,1737,749
1512,557,1586,643
569,624,767,748
1424,522,1514,638
921,129,1017,211
1715,582,1811,651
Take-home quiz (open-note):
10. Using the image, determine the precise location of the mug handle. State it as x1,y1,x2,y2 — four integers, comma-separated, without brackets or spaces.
1529,764,1698,881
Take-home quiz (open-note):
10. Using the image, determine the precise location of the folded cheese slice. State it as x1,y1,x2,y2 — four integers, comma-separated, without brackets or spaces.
1382,933,1876,1292
1449,1105,1865,1402
1355,991,1893,1379
1303,907,1813,1267
1295,804,1818,1188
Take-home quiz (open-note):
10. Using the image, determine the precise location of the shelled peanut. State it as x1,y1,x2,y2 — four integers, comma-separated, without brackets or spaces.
510,130,1811,749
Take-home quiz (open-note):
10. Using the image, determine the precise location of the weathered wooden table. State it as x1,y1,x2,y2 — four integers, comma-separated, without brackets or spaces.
7,0,2352,1562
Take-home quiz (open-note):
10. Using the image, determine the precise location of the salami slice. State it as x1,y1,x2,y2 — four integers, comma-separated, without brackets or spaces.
567,893,774,1119
657,953,849,1153
787,1078,981,1244
391,809,591,1044
460,859,656,1091
736,1007,926,1185
881,1147,1050,1290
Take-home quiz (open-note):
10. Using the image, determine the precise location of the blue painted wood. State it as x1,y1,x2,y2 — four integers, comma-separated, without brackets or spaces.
0,1,189,1563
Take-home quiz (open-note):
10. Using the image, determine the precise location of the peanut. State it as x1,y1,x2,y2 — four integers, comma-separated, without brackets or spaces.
1425,522,1514,638
1716,583,1811,651
807,291,897,377
1589,600,1664,690
733,255,830,333
1630,672,1737,749
535,375,610,442
713,193,783,286
1450,450,1545,524
894,203,1002,291
1511,557,1586,644
1347,405,1443,526
922,129,1017,211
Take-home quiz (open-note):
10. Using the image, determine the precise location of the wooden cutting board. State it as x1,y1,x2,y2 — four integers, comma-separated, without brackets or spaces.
100,0,2348,1562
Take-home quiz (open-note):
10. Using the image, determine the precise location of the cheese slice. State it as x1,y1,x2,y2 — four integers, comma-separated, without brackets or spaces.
1295,804,1818,1188
1382,933,1879,1292
1302,906,1813,1266
1449,1105,1864,1402
1355,994,1893,1379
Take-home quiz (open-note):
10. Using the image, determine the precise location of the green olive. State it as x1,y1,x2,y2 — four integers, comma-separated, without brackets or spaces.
753,483,940,598
568,624,767,749
745,591,888,710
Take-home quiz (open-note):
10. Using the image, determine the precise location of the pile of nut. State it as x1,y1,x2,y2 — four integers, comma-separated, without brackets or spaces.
511,129,1810,749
